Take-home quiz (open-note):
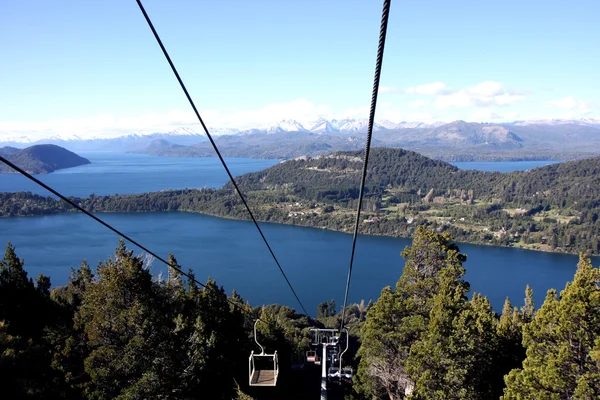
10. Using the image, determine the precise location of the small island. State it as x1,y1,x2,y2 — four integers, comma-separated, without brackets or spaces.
0,144,90,174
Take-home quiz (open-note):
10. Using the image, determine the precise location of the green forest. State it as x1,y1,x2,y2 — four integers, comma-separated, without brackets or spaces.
2,226,599,399
0,145,90,174
3,148,600,255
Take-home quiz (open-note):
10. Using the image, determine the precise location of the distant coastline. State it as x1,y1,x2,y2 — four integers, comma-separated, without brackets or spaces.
2,147,599,258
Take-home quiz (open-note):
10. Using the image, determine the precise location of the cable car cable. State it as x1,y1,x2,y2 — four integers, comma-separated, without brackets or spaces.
339,0,391,332
0,155,254,315
135,0,308,316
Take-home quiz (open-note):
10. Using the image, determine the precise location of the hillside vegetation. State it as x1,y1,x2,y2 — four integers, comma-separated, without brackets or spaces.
0,145,90,174
2,148,600,255
2,227,600,398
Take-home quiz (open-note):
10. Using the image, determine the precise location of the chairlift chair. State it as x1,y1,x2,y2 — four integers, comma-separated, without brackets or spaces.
342,366,354,380
249,320,279,387
337,328,352,382
306,350,317,363
328,366,341,379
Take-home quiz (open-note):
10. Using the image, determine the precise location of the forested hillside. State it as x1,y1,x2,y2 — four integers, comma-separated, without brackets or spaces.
0,144,90,174
2,227,599,399
3,148,600,255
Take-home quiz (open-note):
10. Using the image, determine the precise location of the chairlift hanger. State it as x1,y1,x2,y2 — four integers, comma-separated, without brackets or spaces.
249,319,279,387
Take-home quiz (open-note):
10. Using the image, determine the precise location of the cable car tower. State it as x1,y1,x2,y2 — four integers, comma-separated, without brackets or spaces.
309,328,340,400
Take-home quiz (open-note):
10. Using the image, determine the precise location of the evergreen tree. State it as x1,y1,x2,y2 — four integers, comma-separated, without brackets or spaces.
355,226,469,399
0,241,257,398
49,262,96,398
74,240,167,399
0,242,62,398
503,255,600,399
495,297,526,394
329,299,336,316
407,270,497,399
522,284,535,322
317,301,329,319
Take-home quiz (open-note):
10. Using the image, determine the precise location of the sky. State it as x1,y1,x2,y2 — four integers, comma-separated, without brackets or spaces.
1,0,599,139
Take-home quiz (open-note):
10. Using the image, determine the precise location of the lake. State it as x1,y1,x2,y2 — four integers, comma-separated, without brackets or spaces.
0,153,593,315
1,212,595,316
0,152,279,197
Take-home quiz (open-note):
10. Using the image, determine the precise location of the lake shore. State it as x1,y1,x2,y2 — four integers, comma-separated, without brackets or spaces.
1,204,586,258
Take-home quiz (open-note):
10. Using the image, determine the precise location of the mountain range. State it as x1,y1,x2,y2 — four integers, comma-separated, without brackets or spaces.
134,120,600,161
2,118,600,161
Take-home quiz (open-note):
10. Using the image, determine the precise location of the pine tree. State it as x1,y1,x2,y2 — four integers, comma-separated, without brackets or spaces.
503,255,600,399
495,297,526,395
522,284,535,322
329,299,336,316
317,301,329,319
355,226,469,399
75,240,168,399
0,242,32,334
406,265,493,400
0,243,62,398
49,261,95,397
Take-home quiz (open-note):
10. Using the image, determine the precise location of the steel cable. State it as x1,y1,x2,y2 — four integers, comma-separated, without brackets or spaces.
339,0,391,332
132,0,309,315
0,155,254,313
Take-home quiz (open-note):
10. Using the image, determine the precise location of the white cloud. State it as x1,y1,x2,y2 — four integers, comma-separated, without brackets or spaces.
542,96,597,120
467,81,505,97
408,100,430,108
0,99,336,140
434,81,524,109
468,109,503,122
546,96,590,112
216,99,333,128
0,110,200,140
341,105,370,119
3,91,597,143
380,86,404,94
405,82,448,95
403,112,436,123
434,92,473,108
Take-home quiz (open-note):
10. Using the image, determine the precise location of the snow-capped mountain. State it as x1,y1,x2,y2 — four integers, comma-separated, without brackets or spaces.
308,118,340,134
337,118,385,132
303,118,386,134
166,127,200,136
2,117,600,152
274,119,308,132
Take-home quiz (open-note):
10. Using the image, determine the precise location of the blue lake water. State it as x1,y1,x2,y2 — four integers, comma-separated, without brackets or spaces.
0,152,279,197
0,212,595,317
0,154,594,315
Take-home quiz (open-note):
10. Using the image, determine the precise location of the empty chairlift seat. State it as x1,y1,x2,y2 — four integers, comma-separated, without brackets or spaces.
342,366,353,380
249,351,279,386
306,350,317,363
327,366,340,379
248,319,279,387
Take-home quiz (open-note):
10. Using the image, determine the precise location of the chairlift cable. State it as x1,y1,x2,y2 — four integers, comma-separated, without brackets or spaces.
135,0,308,316
0,155,250,315
339,0,391,332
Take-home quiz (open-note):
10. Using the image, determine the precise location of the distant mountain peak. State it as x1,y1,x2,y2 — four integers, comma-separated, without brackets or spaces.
166,127,200,136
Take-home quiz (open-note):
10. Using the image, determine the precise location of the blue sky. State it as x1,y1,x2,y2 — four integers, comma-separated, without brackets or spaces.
1,0,598,138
